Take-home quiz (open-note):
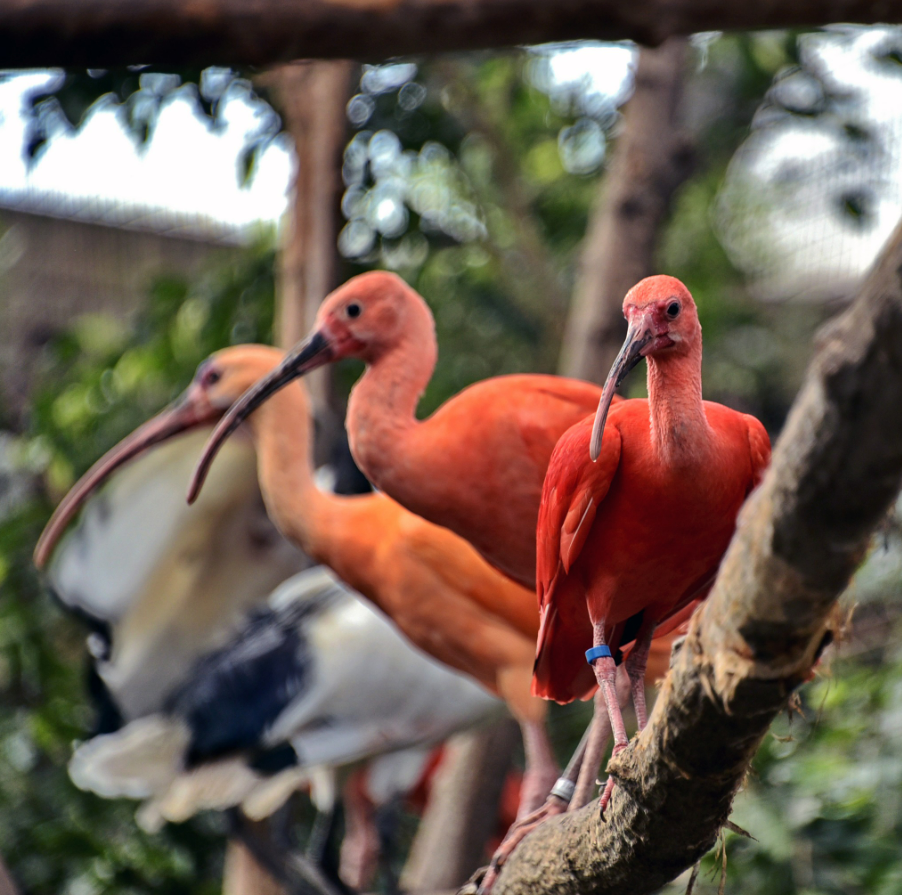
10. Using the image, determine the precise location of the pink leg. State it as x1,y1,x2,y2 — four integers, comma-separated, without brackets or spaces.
590,648,629,816
625,621,655,731
476,728,589,894
338,771,379,891
568,664,630,811
597,619,658,812
569,688,612,810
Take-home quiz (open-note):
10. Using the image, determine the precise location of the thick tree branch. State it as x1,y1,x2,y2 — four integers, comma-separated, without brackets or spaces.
1,0,901,69
490,221,902,895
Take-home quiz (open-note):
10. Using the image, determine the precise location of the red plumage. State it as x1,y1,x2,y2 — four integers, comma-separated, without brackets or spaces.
529,274,771,815
533,401,770,703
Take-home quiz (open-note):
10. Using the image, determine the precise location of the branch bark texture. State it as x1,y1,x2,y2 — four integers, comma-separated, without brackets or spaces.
491,222,902,895
2,0,902,69
558,38,693,383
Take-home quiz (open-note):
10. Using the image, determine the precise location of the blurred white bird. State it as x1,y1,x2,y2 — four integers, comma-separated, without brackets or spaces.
40,427,501,890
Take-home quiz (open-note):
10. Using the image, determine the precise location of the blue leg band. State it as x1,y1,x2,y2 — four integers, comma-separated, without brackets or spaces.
586,645,612,663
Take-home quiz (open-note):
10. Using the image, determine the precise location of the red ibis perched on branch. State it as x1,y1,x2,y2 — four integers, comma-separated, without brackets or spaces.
40,346,561,817
534,275,771,813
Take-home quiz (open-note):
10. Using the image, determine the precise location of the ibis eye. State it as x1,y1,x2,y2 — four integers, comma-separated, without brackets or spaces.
347,303,362,319
666,301,681,319
196,363,221,387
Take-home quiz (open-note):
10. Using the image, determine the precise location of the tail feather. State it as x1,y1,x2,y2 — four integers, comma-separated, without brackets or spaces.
242,766,313,820
532,606,596,704
68,716,190,800
153,758,261,824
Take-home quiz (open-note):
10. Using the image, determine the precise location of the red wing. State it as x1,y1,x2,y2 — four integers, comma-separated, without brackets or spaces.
536,418,622,611
745,415,771,493
533,418,621,703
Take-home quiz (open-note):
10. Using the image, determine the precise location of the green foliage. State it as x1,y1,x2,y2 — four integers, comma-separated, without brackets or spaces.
660,611,902,895
22,68,280,183
0,236,275,894
31,235,275,493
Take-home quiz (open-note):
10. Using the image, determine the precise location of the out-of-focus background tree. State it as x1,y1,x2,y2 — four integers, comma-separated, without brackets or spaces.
2,25,902,894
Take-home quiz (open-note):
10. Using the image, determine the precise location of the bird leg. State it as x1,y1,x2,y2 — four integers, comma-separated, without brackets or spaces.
587,627,630,817
305,802,337,866
596,619,658,812
338,770,380,891
570,685,612,810
625,619,656,731
517,719,559,818
570,662,631,810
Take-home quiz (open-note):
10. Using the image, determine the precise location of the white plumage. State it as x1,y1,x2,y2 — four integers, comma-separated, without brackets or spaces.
44,428,501,830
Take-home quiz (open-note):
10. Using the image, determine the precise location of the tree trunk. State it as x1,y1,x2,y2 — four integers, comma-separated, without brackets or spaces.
402,718,520,892
219,61,353,895
489,218,902,894
3,0,901,68
558,38,693,383
0,856,18,895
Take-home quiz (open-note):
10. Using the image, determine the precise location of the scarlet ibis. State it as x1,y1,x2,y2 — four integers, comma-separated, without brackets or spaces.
38,345,560,817
533,275,771,813
188,271,604,590
37,430,500,891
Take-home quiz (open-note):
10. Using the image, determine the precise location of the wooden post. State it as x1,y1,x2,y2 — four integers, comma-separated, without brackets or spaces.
223,840,287,895
558,38,693,382
0,855,19,895
222,60,353,895
266,59,355,464
402,719,520,892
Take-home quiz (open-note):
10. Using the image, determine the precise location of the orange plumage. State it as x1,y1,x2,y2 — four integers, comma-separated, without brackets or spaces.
189,273,607,590
37,346,558,817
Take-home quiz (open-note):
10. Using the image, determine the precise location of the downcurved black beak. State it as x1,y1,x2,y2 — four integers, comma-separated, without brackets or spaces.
187,330,333,504
589,321,652,462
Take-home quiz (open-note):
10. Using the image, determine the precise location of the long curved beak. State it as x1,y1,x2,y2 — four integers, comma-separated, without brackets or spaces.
34,394,213,569
187,330,333,505
589,320,652,462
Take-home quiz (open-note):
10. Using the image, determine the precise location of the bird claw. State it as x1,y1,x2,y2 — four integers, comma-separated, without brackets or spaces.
458,864,488,895
598,774,618,821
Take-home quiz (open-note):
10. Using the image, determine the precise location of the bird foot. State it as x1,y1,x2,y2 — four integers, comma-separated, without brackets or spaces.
598,742,627,820
458,865,486,895
517,763,561,818
473,793,568,894
598,775,617,820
